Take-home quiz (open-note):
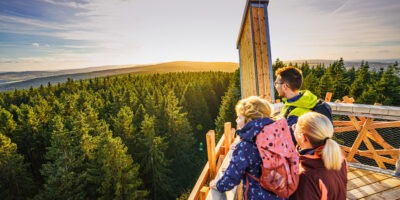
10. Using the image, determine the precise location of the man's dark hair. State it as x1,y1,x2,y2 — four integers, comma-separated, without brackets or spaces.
275,66,303,90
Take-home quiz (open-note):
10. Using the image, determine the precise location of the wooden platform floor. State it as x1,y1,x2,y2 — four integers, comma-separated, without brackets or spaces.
347,167,400,199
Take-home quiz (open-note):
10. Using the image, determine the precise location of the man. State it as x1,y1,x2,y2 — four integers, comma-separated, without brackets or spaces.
274,66,318,145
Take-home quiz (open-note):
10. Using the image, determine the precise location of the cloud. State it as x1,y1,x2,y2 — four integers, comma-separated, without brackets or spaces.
32,43,40,47
40,0,87,9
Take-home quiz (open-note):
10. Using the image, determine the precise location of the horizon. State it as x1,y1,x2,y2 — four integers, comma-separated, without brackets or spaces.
0,58,398,73
1,0,399,72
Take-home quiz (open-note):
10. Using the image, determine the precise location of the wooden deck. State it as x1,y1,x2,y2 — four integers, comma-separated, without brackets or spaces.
347,164,400,200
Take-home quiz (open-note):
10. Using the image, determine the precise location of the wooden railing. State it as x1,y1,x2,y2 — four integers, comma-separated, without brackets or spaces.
331,97,400,169
189,96,400,200
188,123,236,200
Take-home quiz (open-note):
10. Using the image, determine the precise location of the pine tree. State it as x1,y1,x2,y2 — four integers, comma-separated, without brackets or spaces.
90,125,147,199
0,107,16,137
358,84,378,104
317,73,334,98
215,69,241,137
0,133,35,199
138,115,173,199
328,58,350,100
301,72,318,95
350,61,370,100
180,83,212,143
112,106,135,142
164,91,196,195
375,65,400,105
38,115,89,199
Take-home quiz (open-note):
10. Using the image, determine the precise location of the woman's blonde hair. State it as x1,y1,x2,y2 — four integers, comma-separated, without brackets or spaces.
297,112,343,170
235,96,272,124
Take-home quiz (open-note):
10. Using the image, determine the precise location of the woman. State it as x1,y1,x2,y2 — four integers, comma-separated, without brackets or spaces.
210,96,288,200
291,112,347,200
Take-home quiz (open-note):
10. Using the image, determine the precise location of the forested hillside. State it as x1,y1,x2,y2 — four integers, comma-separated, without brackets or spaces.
0,58,398,200
0,72,234,199
274,58,400,106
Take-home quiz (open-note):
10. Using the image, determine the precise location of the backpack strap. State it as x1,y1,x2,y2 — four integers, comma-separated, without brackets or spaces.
284,106,296,118
311,99,324,111
246,172,259,182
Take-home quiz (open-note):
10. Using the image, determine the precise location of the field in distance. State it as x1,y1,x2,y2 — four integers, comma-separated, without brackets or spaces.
0,61,239,91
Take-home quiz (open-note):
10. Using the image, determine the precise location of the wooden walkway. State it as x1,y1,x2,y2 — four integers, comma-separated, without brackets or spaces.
347,164,400,200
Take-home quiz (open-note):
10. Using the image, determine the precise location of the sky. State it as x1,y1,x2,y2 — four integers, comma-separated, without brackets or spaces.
0,0,399,72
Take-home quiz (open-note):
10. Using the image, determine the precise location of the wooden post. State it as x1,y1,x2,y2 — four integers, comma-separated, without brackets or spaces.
200,186,210,200
325,92,332,102
343,96,355,104
224,122,232,155
206,130,217,179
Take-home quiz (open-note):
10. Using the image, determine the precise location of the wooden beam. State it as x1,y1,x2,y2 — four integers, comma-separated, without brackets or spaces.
325,92,332,102
224,122,232,155
334,126,357,133
369,121,400,129
334,121,361,127
206,130,217,179
346,117,374,162
361,136,386,168
358,149,399,156
200,186,210,200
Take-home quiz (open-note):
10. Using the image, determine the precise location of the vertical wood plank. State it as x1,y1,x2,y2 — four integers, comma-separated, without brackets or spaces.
239,9,257,98
325,92,332,102
224,122,232,155
200,186,210,200
206,130,216,179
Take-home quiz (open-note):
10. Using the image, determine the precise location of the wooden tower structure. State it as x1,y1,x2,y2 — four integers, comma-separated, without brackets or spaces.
237,0,274,102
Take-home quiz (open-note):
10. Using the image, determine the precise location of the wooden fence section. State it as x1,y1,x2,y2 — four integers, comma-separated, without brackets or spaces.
274,98,400,169
188,123,235,200
330,98,400,169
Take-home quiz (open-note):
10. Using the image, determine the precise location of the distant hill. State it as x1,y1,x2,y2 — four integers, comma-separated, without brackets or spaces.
282,59,399,71
0,61,239,91
0,64,140,86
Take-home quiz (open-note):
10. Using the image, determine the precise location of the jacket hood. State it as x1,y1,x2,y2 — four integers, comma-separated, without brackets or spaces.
283,90,318,109
299,145,325,169
236,117,274,143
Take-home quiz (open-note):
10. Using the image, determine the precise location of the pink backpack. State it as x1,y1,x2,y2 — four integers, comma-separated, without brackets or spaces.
250,118,299,198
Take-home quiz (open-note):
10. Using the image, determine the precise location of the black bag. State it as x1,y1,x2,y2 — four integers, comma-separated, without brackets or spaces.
284,99,333,123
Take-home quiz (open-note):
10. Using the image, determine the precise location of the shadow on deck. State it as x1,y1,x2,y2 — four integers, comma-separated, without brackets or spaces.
347,163,400,200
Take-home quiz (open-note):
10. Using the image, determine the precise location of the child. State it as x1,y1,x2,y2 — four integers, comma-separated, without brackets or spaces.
210,96,294,200
291,112,347,199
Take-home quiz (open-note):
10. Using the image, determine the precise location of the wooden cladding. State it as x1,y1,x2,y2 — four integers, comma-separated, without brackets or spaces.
237,0,274,102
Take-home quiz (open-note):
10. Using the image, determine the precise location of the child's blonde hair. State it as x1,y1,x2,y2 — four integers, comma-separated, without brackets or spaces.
297,112,343,170
235,96,272,124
